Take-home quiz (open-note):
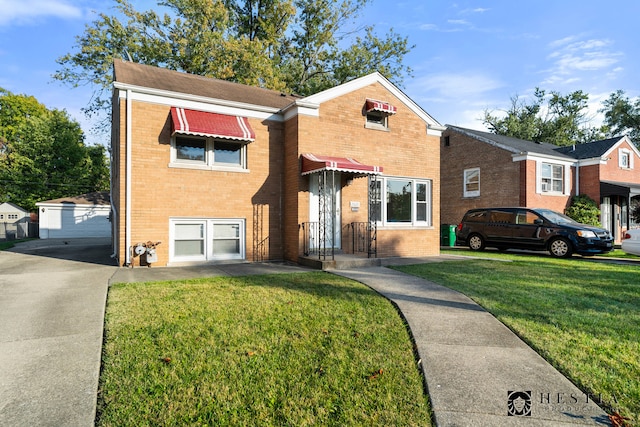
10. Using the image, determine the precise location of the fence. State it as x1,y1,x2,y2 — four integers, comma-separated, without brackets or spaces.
0,221,39,240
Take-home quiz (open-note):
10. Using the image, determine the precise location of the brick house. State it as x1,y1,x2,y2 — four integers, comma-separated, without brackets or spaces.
440,126,640,242
111,59,443,267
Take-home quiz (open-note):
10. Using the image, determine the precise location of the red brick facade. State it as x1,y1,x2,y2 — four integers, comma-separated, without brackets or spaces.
440,128,640,243
112,63,442,266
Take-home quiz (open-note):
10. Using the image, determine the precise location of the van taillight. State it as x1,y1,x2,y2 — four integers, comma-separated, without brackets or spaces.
457,222,463,231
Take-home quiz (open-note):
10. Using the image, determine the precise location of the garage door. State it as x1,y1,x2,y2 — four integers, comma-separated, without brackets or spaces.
46,206,111,239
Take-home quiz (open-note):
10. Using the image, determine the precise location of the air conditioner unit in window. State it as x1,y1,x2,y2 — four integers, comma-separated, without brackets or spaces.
541,182,550,192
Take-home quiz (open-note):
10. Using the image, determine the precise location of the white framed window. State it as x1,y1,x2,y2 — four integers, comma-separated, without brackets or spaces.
170,218,245,262
619,149,633,169
463,168,480,197
171,136,247,171
540,162,564,193
369,176,432,226
7,214,18,220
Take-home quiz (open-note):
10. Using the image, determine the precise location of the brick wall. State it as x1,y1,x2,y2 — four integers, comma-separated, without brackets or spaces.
599,140,640,185
440,129,520,226
115,100,285,266
288,83,441,259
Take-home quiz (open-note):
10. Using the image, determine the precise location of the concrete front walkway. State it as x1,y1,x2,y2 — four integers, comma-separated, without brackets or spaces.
333,267,611,426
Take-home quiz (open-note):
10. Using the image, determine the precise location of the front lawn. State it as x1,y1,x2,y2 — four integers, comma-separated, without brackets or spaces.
397,251,640,425
97,272,432,426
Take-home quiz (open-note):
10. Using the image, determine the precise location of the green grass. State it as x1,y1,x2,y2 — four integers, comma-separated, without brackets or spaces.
396,251,640,425
0,238,33,250
97,272,431,426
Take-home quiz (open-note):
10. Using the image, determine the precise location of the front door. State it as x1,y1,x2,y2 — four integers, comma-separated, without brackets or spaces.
309,172,341,249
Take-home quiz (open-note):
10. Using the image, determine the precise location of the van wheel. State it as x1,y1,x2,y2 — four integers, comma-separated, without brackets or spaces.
468,234,485,251
549,237,572,258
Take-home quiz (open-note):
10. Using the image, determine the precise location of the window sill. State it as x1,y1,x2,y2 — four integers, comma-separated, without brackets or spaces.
169,163,249,173
364,122,390,131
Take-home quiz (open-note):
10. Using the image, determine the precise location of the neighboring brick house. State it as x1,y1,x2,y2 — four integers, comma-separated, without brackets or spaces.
555,136,640,240
111,59,443,267
441,126,640,242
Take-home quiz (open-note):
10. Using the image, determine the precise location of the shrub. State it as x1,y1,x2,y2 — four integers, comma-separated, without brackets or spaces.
565,194,601,226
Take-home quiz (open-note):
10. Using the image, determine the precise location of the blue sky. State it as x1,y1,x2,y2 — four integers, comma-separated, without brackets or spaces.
1,0,639,146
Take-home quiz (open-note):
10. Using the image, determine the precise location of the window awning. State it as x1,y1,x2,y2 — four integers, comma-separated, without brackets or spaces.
365,99,397,115
170,107,255,142
301,154,383,176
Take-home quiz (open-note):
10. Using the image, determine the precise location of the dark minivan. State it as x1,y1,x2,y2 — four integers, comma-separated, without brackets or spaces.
456,207,614,257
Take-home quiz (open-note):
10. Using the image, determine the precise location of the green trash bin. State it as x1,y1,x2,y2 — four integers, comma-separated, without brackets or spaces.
440,224,457,247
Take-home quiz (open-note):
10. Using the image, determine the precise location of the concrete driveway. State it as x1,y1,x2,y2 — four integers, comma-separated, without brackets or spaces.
0,239,116,427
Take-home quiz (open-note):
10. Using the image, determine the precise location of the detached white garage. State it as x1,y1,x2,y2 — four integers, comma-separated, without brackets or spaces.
36,192,111,239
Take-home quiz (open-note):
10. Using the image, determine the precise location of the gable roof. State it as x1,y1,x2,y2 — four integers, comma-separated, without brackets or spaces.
302,72,442,128
36,192,110,206
447,126,575,160
554,136,636,159
113,59,300,110
0,202,28,213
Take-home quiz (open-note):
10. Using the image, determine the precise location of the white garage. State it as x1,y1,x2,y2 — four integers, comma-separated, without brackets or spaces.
36,192,111,239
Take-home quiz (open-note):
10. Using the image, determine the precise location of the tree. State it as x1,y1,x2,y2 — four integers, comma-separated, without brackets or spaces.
483,88,605,146
55,0,412,127
599,90,640,144
0,88,110,211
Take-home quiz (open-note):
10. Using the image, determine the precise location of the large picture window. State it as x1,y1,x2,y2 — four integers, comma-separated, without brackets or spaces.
369,177,432,226
172,136,246,170
170,218,245,262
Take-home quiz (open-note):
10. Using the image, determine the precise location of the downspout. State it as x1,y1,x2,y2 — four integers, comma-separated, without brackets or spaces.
125,89,132,265
575,160,580,196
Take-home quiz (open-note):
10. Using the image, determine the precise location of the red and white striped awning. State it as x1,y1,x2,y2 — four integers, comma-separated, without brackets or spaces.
170,107,255,142
365,99,397,115
301,154,383,176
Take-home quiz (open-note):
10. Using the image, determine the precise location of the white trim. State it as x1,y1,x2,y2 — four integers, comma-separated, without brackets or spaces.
373,176,433,227
115,86,282,122
537,161,569,196
602,135,640,160
169,218,246,262
619,148,633,169
463,167,480,198
171,135,248,170
300,72,442,127
125,89,132,265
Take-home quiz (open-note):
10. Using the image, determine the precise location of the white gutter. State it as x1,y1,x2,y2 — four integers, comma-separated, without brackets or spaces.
125,89,132,265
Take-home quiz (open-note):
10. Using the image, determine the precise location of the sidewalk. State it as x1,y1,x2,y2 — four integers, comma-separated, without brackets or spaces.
333,267,611,426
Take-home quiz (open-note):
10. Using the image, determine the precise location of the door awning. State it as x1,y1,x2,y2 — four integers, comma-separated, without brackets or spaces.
365,99,397,115
301,154,383,176
601,180,640,197
170,107,255,142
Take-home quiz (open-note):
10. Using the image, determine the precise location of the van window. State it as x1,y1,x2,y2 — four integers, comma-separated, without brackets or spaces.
489,209,515,224
464,211,486,222
515,210,540,225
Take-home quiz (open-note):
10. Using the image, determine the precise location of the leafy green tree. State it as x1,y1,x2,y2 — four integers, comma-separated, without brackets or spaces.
565,194,601,226
54,0,412,125
599,90,640,144
483,88,605,146
0,89,109,211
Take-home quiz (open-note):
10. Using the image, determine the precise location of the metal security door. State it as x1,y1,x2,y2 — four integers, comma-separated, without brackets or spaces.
309,172,341,250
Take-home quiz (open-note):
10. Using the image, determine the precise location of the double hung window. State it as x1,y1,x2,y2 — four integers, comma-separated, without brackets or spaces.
540,163,564,193
463,168,480,197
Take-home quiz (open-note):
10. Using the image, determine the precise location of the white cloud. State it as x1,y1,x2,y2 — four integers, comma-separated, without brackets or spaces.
0,0,83,26
410,72,504,99
543,36,623,87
